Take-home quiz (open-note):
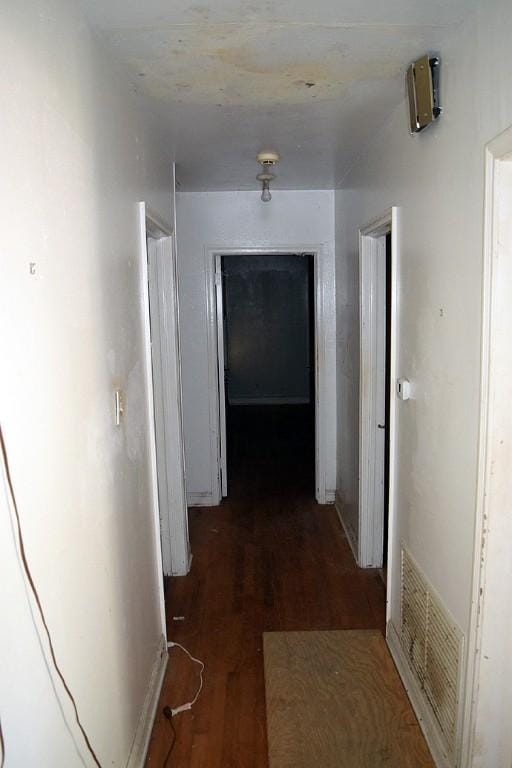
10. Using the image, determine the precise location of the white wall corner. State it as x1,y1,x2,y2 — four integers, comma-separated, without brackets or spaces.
126,634,168,768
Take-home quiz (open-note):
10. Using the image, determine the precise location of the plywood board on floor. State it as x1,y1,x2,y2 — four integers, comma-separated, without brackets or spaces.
263,629,434,768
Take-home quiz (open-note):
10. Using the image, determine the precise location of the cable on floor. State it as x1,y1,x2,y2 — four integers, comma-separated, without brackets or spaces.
166,641,205,716
162,707,176,767
0,424,103,768
160,641,205,766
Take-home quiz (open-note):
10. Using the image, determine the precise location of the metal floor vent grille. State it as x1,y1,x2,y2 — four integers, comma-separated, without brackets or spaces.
400,546,464,761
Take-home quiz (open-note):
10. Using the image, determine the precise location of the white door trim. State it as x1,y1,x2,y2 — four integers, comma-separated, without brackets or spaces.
205,245,328,505
139,203,190,582
358,208,399,616
138,202,167,637
460,125,512,768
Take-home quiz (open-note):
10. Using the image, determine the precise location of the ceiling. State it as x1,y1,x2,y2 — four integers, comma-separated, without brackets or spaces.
80,0,474,191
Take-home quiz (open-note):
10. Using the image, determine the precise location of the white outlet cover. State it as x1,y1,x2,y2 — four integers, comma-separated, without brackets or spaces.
397,377,411,400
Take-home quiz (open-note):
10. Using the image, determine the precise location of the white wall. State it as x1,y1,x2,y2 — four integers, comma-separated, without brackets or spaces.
335,0,512,761
0,1,173,765
176,190,336,504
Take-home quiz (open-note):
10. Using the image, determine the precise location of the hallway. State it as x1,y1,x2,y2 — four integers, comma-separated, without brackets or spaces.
145,406,386,766
6,1,512,764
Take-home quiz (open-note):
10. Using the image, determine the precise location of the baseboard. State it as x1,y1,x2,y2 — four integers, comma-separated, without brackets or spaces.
387,621,453,768
187,491,217,507
324,489,336,503
228,397,310,405
126,634,168,768
334,491,358,562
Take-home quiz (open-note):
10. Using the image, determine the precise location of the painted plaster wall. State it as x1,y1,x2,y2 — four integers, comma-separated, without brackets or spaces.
0,1,173,766
176,190,336,502
334,0,512,761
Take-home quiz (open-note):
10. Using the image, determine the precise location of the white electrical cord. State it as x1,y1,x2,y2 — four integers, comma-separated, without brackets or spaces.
167,641,205,717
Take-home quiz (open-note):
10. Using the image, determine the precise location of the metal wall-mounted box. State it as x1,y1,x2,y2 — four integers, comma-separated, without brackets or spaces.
407,54,441,133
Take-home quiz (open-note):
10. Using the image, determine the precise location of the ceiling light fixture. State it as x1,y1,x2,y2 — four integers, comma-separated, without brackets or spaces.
257,151,280,203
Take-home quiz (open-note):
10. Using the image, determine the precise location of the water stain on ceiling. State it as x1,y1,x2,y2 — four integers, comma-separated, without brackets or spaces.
108,23,416,107
81,0,475,189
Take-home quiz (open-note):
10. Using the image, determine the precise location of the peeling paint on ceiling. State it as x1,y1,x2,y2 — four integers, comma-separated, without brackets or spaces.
80,0,476,190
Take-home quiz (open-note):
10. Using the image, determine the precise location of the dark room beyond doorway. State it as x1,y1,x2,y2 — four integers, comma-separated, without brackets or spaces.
220,254,315,499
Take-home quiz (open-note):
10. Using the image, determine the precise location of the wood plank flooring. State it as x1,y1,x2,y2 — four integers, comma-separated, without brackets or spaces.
145,406,387,767
264,630,434,768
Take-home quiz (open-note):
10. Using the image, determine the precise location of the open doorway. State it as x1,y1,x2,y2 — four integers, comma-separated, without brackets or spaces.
216,253,316,499
139,203,190,579
382,232,392,583
358,209,398,611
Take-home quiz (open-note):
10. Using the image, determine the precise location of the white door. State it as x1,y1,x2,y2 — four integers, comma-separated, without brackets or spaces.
147,234,190,575
358,208,398,583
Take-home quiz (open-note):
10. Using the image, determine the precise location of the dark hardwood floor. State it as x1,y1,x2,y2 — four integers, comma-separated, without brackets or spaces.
145,405,386,767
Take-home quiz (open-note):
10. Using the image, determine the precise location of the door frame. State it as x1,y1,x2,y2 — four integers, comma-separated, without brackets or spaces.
358,208,399,604
205,245,328,505
460,125,512,767
214,254,228,497
139,202,190,581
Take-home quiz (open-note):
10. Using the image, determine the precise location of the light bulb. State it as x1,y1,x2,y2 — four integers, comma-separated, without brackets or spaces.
261,180,272,202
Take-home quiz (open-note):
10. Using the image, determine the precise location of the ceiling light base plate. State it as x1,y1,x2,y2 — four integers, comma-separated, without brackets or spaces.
257,151,280,165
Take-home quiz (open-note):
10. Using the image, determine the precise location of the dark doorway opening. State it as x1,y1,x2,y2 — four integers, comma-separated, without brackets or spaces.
220,254,315,500
382,233,392,582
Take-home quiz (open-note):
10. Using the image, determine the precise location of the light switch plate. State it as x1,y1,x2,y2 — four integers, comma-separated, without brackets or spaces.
115,390,124,425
